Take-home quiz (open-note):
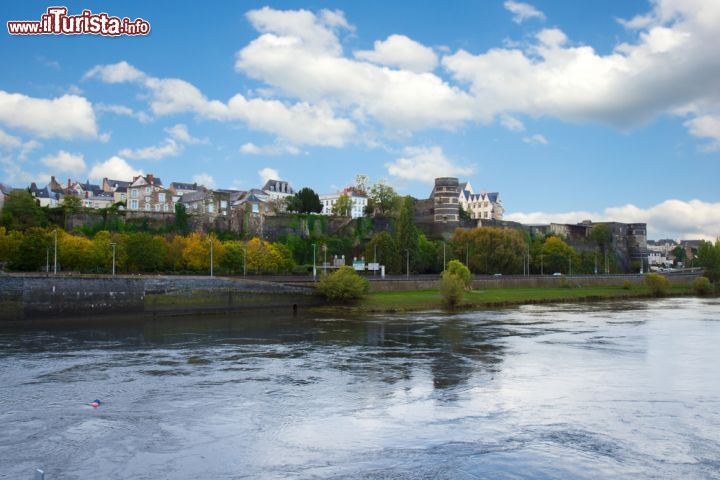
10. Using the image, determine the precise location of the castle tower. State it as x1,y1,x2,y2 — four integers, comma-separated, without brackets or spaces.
431,177,460,222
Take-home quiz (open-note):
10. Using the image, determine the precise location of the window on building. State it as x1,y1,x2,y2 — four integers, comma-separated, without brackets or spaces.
163,204,169,212
121,193,126,200
252,204,259,214
145,203,151,211
159,193,166,202
130,199,138,209
131,189,138,198
155,204,161,211
145,186,150,194
208,203,215,213
220,200,227,209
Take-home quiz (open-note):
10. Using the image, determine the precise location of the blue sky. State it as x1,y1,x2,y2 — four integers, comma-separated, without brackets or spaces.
1,0,719,239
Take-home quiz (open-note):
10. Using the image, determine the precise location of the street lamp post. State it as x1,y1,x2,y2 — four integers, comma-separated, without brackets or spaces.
243,243,247,276
540,253,544,276
568,255,572,276
46,246,49,273
53,230,57,274
406,249,410,280
442,241,446,272
110,242,116,276
209,239,214,278
312,243,317,281
323,244,327,275
374,244,377,277
594,250,598,275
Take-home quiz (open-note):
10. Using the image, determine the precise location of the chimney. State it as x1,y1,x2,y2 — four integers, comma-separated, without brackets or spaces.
85,191,89,198
148,174,154,185
68,178,71,189
51,176,56,183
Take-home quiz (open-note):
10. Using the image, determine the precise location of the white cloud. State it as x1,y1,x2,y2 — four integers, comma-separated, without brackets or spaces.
500,114,525,132
240,142,300,156
522,133,548,145
192,172,215,188
503,1,546,24
95,103,151,123
684,114,720,152
119,139,182,160
165,123,208,144
86,61,356,147
506,199,720,240
0,90,98,139
258,167,280,184
0,129,22,149
84,61,145,83
236,7,475,131
354,34,438,73
40,150,86,174
443,1,720,136
88,156,142,181
385,146,474,184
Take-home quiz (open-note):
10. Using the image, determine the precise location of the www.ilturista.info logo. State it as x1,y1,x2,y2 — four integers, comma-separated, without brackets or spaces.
7,7,150,36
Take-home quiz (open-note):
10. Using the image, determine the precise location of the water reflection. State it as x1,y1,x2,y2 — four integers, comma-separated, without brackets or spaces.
1,298,719,479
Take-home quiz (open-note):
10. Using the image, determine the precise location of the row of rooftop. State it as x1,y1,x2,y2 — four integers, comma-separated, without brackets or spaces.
0,173,505,222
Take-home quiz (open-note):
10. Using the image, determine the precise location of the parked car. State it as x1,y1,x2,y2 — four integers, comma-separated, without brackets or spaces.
493,273,502,277
552,272,562,276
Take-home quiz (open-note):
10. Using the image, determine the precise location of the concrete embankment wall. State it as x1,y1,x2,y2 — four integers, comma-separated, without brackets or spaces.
368,274,697,292
0,275,320,323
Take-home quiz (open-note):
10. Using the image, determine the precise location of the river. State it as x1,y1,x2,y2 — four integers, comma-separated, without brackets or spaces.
1,298,719,479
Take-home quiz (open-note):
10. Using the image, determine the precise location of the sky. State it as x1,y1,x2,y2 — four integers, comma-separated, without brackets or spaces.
1,0,719,240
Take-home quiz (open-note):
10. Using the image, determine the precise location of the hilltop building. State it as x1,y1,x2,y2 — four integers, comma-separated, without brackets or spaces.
458,181,503,220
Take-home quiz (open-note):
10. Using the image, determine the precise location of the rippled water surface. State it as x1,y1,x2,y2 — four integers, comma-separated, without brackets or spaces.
1,298,719,479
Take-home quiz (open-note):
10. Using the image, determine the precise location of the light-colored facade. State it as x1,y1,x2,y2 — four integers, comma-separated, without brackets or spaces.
127,174,173,212
458,181,503,220
320,189,368,218
81,191,114,209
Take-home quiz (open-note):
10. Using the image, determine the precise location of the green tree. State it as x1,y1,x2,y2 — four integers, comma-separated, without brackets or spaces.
331,194,352,217
364,231,399,273
290,188,322,214
316,266,369,301
445,259,472,288
13,227,49,271
174,203,189,234
451,227,526,274
697,240,720,282
368,181,399,217
672,245,686,266
0,227,22,269
0,190,46,230
541,236,577,274
125,232,167,272
395,196,418,273
220,241,245,274
415,234,441,273
440,270,466,307
644,272,670,296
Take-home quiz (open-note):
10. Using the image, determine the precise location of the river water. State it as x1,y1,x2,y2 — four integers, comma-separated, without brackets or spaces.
1,298,719,479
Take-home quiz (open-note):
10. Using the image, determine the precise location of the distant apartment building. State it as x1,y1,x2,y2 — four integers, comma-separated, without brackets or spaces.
102,178,131,193
127,174,173,212
169,182,202,203
320,188,368,218
81,191,115,209
262,179,294,200
29,183,62,207
458,181,503,220
179,189,231,216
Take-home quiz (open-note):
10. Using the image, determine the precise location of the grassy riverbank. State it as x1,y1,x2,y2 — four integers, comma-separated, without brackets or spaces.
317,284,698,313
